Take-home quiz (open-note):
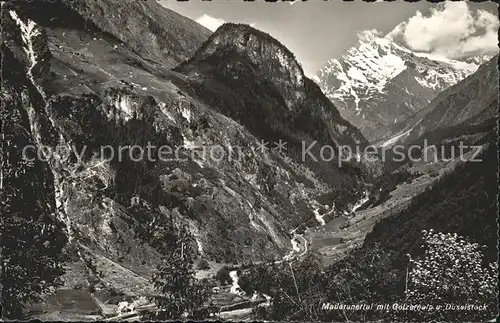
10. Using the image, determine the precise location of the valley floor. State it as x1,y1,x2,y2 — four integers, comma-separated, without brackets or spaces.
26,170,442,321
304,172,437,266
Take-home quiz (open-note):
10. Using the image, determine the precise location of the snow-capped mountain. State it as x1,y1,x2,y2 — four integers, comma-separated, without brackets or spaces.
313,30,493,142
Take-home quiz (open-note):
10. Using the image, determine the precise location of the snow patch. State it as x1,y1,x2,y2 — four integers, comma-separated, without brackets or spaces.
311,74,321,84
347,66,369,83
113,95,134,121
180,105,191,123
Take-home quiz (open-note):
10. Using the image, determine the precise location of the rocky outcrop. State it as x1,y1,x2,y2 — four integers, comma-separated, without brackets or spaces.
175,24,373,182
2,1,373,289
180,24,307,109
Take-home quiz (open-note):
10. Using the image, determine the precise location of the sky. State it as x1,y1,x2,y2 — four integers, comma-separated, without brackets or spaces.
159,0,498,76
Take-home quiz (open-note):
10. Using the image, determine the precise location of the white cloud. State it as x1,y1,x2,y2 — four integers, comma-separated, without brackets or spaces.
385,2,499,59
196,14,225,32
195,14,257,32
357,29,383,42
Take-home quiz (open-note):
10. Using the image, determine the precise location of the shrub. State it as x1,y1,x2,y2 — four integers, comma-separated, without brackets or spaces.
405,230,498,321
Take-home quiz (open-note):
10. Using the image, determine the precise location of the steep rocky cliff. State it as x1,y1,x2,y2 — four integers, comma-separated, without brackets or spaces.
1,0,373,304
1,45,69,318
175,24,377,187
177,24,368,150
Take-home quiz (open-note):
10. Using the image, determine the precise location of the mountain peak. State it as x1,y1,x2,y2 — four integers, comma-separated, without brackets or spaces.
176,23,370,152
180,23,306,93
210,23,304,75
313,29,491,141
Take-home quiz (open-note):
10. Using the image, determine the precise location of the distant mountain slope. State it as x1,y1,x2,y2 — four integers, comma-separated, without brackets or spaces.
378,56,497,172
366,130,498,264
7,0,212,68
397,55,498,146
313,30,492,141
379,55,497,166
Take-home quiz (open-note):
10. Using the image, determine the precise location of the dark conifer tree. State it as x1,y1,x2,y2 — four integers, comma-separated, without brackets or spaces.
143,219,215,320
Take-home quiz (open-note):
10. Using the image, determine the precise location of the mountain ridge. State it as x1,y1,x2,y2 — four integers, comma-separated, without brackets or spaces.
176,23,370,156
314,29,494,141
2,1,374,296
6,0,212,68
379,55,498,150
2,2,498,321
